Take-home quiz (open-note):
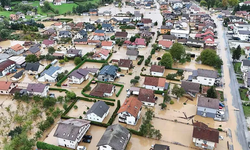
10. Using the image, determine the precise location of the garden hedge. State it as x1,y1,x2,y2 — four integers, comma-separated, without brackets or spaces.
115,85,124,97
154,90,164,94
81,92,116,101
107,100,121,125
128,129,143,136
106,53,113,61
86,59,106,63
49,88,68,92
90,121,109,127
137,55,144,65
37,141,68,150
61,100,77,118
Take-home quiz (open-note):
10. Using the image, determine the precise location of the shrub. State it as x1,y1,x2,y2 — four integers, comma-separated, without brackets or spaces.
79,116,82,119
166,73,177,80
134,76,140,80
137,55,144,65
170,100,174,104
87,107,89,110
104,101,115,106
154,90,164,94
37,141,68,150
73,105,78,109
128,72,132,75
218,128,223,131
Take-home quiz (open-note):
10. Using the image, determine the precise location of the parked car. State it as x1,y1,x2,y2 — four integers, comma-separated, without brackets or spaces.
219,106,223,109
219,135,224,140
219,102,225,107
83,135,92,139
217,111,224,115
240,86,248,89
91,80,97,84
77,146,87,150
120,74,125,77
82,138,91,143
62,84,67,86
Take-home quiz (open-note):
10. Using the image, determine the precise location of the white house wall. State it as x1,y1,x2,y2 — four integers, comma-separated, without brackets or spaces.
192,76,215,86
150,71,164,77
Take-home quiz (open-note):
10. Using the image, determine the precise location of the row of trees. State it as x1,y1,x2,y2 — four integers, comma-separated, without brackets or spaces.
72,3,98,14
13,3,36,13
199,0,238,9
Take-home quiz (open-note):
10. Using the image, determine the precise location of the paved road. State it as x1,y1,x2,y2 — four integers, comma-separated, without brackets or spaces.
213,16,249,150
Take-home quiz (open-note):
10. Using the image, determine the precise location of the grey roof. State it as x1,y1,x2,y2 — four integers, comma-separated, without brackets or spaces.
74,38,88,42
134,11,141,17
12,70,24,78
242,59,250,66
102,23,112,28
97,124,130,150
197,96,219,109
196,69,217,78
154,144,170,150
164,82,169,90
0,54,11,60
126,50,139,56
27,83,47,93
95,30,105,33
181,80,200,93
78,30,87,36
84,67,99,73
46,28,56,34
161,25,173,29
86,101,109,117
68,69,89,79
59,31,71,36
25,62,40,71
40,66,61,76
187,38,205,43
67,49,81,55
99,65,118,76
28,44,40,54
162,35,177,40
54,119,90,141
238,30,250,35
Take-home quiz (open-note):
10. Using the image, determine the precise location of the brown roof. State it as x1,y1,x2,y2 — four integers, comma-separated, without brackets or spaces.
0,60,15,72
10,44,24,52
90,83,114,97
138,88,155,103
193,122,219,143
117,97,142,117
197,96,219,109
118,59,132,68
144,76,158,86
150,65,164,73
101,41,113,47
0,81,13,90
158,40,173,48
141,18,152,24
158,78,166,87
181,80,200,93
115,32,128,37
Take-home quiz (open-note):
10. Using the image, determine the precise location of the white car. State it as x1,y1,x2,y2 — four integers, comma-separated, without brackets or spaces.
77,146,86,150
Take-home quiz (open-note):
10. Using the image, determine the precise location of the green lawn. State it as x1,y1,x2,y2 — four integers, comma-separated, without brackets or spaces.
239,88,249,101
49,3,78,14
75,0,101,5
233,62,242,74
243,105,250,117
237,78,244,84
0,11,16,17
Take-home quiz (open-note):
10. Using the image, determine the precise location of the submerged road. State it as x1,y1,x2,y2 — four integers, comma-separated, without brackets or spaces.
213,15,249,150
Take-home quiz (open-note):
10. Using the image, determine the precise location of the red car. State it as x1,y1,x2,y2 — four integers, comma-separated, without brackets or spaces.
219,106,223,109
62,84,67,86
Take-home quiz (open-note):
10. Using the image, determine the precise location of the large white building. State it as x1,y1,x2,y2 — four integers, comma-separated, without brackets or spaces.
26,83,49,97
190,69,218,86
97,124,130,150
170,28,189,39
117,97,143,125
193,122,219,150
54,119,90,149
86,101,109,122
38,66,61,82
68,69,89,84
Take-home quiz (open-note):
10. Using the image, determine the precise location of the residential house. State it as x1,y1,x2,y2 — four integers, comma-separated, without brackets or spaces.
150,65,165,76
118,59,133,70
89,9,98,16
97,65,118,82
190,69,218,86
192,121,219,150
54,0,62,5
235,11,249,18
244,71,250,87
181,80,200,97
197,96,219,118
0,60,16,77
161,26,173,34
8,44,25,55
242,59,250,72
42,40,55,47
42,28,57,36
162,35,177,42
59,31,72,38
10,14,17,21
151,144,170,150
158,40,173,50
88,40,101,46
68,69,89,84
101,41,113,50
74,38,88,45
23,41,34,47
143,76,166,91
160,3,168,10
25,62,43,75
75,30,87,39
170,28,189,39
16,12,25,19
90,83,115,97
11,70,24,81
109,18,118,25
85,24,95,32
0,81,16,95
103,11,111,16
26,44,41,56
96,124,130,150
26,11,35,16
26,83,49,96
135,38,146,48
92,49,110,60
102,24,114,32
8,56,25,68
39,1,44,6
93,30,106,41
54,119,90,149
186,38,204,48
4,6,11,11
86,101,109,122
38,66,61,82
245,46,250,58
52,22,63,29
141,18,152,27
118,97,143,125
172,1,183,9
138,88,156,106
66,49,82,58
84,67,99,75
126,48,138,60
134,11,141,21
239,1,250,6
115,32,128,40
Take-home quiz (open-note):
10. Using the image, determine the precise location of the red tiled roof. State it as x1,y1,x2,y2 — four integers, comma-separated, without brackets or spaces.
150,65,165,73
118,59,132,68
138,88,155,103
101,41,113,47
158,40,173,48
90,83,114,97
117,97,142,117
193,122,219,143
135,38,146,46
0,60,15,72
141,18,152,24
10,44,24,52
0,81,13,90
144,76,165,87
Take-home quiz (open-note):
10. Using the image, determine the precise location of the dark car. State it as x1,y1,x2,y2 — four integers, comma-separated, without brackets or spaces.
83,135,92,139
120,74,125,77
240,86,248,89
82,138,91,143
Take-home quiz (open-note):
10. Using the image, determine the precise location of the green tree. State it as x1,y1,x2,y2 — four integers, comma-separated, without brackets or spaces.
232,45,241,62
57,96,64,104
4,132,35,150
197,49,223,69
222,0,228,7
74,57,82,65
59,59,65,64
110,35,115,40
0,29,11,39
159,102,167,110
43,97,56,108
25,54,38,63
130,79,138,85
66,91,76,100
200,0,207,6
48,47,55,54
63,103,68,110
172,85,185,99
163,91,171,102
154,21,158,26
130,36,136,42
169,43,186,61
207,86,217,98
0,0,10,7
228,0,238,6
8,126,22,140
160,52,173,69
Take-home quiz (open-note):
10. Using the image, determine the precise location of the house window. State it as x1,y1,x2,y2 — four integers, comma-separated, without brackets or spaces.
97,119,99,120
209,79,212,81
208,82,211,84
204,78,207,80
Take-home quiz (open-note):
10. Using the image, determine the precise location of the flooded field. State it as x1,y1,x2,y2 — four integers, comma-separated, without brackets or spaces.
0,40,25,49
